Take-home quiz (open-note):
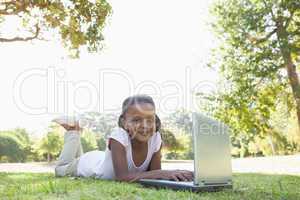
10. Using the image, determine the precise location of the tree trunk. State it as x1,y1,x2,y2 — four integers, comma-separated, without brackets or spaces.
47,153,51,162
267,135,276,155
277,20,300,135
285,57,300,133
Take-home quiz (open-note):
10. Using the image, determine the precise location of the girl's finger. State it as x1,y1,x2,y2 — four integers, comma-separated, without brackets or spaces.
171,175,179,182
185,171,194,177
181,172,192,181
176,173,187,181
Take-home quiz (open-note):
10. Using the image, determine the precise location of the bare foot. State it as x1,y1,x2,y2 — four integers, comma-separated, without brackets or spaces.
52,116,83,132
61,123,82,132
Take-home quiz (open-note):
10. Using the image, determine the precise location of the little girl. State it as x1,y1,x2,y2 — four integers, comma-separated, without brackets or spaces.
54,95,193,182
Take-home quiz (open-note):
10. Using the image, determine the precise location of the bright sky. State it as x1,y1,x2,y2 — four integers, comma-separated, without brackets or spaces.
0,0,218,136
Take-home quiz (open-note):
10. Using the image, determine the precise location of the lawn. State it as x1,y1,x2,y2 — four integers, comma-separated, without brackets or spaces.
0,173,299,200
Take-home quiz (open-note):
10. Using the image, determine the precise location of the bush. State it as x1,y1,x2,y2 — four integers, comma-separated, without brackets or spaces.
0,134,26,162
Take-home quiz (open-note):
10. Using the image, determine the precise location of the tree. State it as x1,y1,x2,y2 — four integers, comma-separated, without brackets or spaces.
82,111,117,137
163,110,194,159
0,0,112,57
11,128,33,158
0,134,26,162
164,109,192,134
11,128,31,145
160,129,184,151
0,129,32,162
207,0,300,140
38,124,63,162
80,129,98,152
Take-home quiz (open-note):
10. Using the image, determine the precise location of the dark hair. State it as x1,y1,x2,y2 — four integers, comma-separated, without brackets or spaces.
118,95,161,132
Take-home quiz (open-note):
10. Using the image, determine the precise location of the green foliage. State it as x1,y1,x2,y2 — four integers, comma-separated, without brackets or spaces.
0,0,112,57
164,109,192,134
82,112,117,137
79,112,116,151
162,110,194,159
160,128,192,160
37,124,63,162
0,129,32,162
285,116,300,151
178,134,194,160
80,129,98,153
160,129,182,151
0,134,26,162
96,136,106,151
204,0,300,156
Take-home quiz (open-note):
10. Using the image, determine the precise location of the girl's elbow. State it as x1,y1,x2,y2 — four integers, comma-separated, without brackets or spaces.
115,174,131,182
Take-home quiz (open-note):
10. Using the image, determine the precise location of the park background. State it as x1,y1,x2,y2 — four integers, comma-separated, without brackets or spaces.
1,0,300,163
1,0,300,199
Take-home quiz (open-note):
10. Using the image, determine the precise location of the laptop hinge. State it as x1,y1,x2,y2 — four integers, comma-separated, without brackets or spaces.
195,180,232,186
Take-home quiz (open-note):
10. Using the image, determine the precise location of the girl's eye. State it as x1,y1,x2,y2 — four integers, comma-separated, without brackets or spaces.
146,118,155,123
132,118,142,123
131,118,154,124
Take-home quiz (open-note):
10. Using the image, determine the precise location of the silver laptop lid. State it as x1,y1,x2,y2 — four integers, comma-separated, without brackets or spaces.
192,112,232,186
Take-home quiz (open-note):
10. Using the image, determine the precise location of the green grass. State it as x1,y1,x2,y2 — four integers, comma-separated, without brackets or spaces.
0,173,299,200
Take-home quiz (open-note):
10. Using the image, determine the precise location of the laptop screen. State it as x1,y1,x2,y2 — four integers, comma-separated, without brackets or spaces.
192,113,232,186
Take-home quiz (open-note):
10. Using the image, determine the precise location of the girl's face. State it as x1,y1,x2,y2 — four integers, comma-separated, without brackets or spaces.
123,103,156,143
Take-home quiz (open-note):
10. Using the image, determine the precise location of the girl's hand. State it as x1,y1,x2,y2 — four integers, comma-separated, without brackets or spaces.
158,170,194,182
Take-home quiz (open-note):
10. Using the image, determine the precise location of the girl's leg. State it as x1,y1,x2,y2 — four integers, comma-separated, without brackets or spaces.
55,130,83,177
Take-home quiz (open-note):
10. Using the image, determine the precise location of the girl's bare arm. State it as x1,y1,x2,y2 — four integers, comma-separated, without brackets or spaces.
148,145,162,170
109,139,193,182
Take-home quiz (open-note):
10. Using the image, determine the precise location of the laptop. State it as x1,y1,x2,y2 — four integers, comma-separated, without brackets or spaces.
138,112,233,192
